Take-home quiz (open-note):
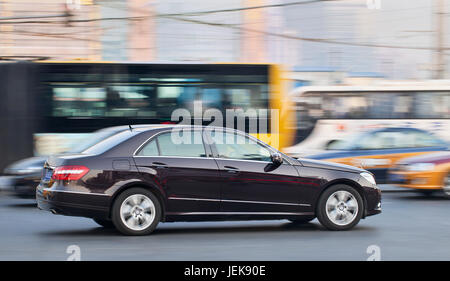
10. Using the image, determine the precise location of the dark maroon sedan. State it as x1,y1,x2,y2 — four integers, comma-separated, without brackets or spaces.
37,125,381,235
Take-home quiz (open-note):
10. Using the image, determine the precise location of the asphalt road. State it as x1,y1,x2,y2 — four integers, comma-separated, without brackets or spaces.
0,189,449,261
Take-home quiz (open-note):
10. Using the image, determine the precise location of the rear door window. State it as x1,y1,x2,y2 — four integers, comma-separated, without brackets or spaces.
157,131,207,158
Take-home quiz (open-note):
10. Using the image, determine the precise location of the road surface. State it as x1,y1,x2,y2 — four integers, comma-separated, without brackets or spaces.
0,190,449,260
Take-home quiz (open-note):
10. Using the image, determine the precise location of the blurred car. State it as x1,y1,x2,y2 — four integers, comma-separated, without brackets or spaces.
37,125,381,235
0,125,161,198
389,151,450,197
307,128,448,183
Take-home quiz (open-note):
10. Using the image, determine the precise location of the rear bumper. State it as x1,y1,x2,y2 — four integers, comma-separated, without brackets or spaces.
36,185,111,219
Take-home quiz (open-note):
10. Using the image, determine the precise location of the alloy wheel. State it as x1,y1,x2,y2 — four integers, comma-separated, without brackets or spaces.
325,190,359,226
120,194,156,231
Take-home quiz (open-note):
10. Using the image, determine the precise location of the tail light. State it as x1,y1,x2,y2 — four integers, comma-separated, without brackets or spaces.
52,166,89,181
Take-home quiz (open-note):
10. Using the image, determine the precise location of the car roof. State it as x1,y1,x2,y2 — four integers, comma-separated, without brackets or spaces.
131,125,240,133
96,124,174,133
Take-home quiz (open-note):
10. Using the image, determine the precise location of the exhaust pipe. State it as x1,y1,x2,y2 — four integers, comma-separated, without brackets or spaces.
50,209,58,215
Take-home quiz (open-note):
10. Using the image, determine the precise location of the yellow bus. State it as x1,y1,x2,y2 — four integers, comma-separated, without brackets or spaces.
0,61,294,170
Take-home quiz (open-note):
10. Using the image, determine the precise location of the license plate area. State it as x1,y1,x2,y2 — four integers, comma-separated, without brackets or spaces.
41,167,53,183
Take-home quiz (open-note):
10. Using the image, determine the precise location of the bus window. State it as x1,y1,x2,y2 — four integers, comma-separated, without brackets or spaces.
414,92,450,119
307,93,369,119
106,85,157,117
52,87,106,117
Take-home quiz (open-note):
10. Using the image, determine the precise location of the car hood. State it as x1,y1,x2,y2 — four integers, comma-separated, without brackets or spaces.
4,157,47,174
298,158,365,174
397,151,450,165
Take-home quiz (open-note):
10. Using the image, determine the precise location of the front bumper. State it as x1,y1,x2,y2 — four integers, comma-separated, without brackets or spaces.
359,184,382,218
36,184,111,219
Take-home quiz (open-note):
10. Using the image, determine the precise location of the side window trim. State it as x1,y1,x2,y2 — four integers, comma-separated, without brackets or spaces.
206,129,272,163
134,132,162,156
207,129,295,165
134,129,211,158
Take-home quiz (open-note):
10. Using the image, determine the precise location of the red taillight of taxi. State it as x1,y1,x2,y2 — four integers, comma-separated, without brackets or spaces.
51,166,89,181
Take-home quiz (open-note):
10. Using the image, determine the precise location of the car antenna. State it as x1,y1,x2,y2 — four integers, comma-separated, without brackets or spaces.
129,124,133,131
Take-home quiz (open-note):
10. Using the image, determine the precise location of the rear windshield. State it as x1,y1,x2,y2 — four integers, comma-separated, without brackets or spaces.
82,130,139,155
68,130,122,153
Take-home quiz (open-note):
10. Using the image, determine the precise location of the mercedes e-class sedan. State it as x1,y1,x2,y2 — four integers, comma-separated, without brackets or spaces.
37,125,381,235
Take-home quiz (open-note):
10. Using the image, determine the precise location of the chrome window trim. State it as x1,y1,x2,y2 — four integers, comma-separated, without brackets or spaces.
134,154,280,165
132,126,296,165
133,155,211,160
133,128,208,157
133,130,165,156
204,128,295,165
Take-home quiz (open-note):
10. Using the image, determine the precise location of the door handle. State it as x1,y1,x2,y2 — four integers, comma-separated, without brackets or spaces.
152,162,168,169
224,166,239,174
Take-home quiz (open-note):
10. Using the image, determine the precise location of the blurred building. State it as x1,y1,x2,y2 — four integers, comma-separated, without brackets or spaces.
0,0,102,60
0,0,448,78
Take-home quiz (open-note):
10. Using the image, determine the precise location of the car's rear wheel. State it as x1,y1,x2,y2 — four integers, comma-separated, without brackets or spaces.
442,174,450,199
288,216,315,224
93,218,115,228
112,188,161,236
316,184,363,231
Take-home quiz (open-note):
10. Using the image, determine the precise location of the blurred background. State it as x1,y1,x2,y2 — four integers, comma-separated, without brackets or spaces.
1,0,448,76
1,0,450,198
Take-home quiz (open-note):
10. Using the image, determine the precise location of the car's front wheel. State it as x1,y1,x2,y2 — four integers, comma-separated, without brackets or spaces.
112,188,161,236
316,184,363,231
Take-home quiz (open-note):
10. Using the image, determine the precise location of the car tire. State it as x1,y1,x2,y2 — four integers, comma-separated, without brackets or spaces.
111,187,162,236
93,218,115,228
316,184,364,231
288,216,315,224
442,173,450,199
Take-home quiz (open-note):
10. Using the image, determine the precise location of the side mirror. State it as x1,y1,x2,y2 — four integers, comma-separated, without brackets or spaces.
271,153,283,166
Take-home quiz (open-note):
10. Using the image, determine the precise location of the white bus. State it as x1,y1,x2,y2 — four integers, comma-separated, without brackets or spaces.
283,81,450,157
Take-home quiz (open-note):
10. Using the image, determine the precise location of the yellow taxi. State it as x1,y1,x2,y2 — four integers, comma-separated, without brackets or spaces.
389,151,450,197
307,128,448,184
